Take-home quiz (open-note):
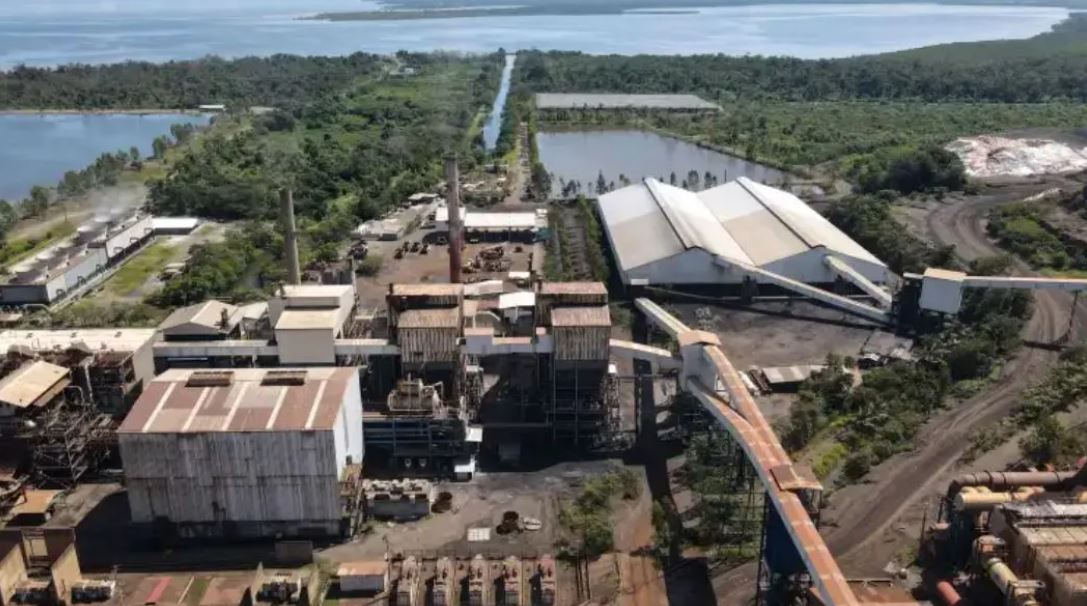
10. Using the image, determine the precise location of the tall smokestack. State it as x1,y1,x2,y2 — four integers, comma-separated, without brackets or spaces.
445,155,463,284
279,188,301,285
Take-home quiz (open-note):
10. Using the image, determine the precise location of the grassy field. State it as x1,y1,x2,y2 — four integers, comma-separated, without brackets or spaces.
104,240,176,297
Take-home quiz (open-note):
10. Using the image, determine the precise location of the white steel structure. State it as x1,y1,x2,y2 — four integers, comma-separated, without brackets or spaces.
118,367,364,539
597,178,888,288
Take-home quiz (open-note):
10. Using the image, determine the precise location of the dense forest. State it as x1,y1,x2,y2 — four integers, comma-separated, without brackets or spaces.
0,53,388,110
513,14,1087,102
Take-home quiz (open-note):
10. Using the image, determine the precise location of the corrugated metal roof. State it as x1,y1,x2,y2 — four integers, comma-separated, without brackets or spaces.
0,329,155,353
160,300,241,333
551,305,611,327
498,291,535,309
597,177,886,274
0,361,69,408
435,208,538,229
535,93,719,110
338,561,387,577
118,367,356,434
398,307,461,329
538,282,607,296
389,284,464,297
275,309,340,330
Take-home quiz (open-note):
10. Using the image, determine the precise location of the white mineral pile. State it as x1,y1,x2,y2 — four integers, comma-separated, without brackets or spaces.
946,135,1087,178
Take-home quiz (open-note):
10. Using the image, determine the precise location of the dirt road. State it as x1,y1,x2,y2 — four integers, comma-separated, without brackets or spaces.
824,185,1083,573
713,183,1083,602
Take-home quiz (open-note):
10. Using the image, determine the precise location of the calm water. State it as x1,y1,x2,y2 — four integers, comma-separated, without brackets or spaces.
0,3,1070,67
482,54,516,152
0,113,211,201
537,130,785,195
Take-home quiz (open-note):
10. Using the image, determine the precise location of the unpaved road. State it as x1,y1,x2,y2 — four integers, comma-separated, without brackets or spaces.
825,184,1083,573
713,182,1084,603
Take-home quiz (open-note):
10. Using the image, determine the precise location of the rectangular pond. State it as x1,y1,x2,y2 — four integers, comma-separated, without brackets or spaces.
0,112,211,201
536,129,784,196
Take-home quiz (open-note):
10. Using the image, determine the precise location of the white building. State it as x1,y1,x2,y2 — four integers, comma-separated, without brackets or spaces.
118,366,364,539
597,177,888,287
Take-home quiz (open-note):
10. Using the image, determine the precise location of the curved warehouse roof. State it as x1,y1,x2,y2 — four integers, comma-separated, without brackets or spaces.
597,177,885,275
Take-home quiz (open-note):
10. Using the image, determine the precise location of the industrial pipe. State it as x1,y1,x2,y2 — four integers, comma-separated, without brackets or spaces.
444,155,463,284
985,558,1040,606
946,470,1076,501
954,486,1043,512
935,580,963,606
279,188,301,285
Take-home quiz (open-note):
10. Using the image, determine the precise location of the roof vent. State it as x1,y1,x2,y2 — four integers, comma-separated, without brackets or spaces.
261,370,307,386
186,371,233,387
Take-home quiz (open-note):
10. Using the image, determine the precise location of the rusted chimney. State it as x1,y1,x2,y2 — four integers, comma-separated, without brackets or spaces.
444,155,463,284
279,188,301,285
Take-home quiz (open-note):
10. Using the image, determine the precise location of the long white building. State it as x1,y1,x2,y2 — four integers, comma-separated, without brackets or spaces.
118,366,364,539
596,177,888,288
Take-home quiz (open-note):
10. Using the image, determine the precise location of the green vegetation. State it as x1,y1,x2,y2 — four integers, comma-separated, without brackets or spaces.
516,18,1087,103
987,201,1083,270
970,345,1087,465
23,300,169,329
148,237,258,306
557,469,640,559
576,196,609,282
825,194,954,274
780,253,1030,480
106,241,176,296
677,432,764,564
0,55,386,110
852,145,965,195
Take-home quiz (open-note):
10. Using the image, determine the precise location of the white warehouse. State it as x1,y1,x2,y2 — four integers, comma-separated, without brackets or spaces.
597,177,888,288
118,366,364,539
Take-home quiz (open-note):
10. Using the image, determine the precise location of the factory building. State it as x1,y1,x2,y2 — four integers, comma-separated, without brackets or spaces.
0,211,154,305
596,177,888,288
434,207,547,242
0,329,155,494
118,367,364,539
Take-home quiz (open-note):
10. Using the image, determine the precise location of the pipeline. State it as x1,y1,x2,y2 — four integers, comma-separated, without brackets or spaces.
954,486,1043,512
935,580,963,606
946,470,1078,501
985,557,1040,606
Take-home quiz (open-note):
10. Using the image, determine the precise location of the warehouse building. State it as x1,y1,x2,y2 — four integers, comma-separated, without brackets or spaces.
597,177,888,288
0,211,154,305
118,367,364,539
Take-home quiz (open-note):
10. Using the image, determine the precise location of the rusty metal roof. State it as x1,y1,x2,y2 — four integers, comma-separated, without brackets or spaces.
538,282,607,296
118,367,356,434
398,307,461,329
551,306,611,327
0,361,69,408
390,284,464,297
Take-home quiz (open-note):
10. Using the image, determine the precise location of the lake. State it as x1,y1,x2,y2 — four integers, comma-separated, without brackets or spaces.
0,2,1070,67
536,130,785,196
0,113,211,202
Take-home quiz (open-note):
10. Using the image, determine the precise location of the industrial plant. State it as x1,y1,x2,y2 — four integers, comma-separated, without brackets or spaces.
0,151,1081,606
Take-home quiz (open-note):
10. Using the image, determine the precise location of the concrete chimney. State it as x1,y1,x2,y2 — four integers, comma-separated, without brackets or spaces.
279,188,301,286
444,155,463,284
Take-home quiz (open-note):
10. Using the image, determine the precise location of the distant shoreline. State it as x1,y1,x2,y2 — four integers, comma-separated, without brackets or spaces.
0,109,205,116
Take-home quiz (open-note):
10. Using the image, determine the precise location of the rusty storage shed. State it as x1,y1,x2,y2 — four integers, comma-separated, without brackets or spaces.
118,367,363,539
550,306,611,361
535,282,607,325
396,308,462,364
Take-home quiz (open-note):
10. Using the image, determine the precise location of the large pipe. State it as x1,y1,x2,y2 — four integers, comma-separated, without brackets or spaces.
444,155,463,284
279,188,301,285
946,470,1077,501
954,486,1043,511
985,558,1040,606
935,580,964,606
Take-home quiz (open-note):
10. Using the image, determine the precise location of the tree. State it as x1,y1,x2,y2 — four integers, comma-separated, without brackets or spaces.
24,186,50,217
669,171,676,185
151,136,169,159
687,169,700,191
1020,416,1083,467
129,146,141,162
595,170,607,195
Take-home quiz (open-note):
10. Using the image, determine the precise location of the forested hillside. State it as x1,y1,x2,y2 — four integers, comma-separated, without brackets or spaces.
0,53,386,110
514,14,1087,102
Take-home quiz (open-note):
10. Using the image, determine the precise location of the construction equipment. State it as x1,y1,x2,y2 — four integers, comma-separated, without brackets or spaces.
479,245,504,260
